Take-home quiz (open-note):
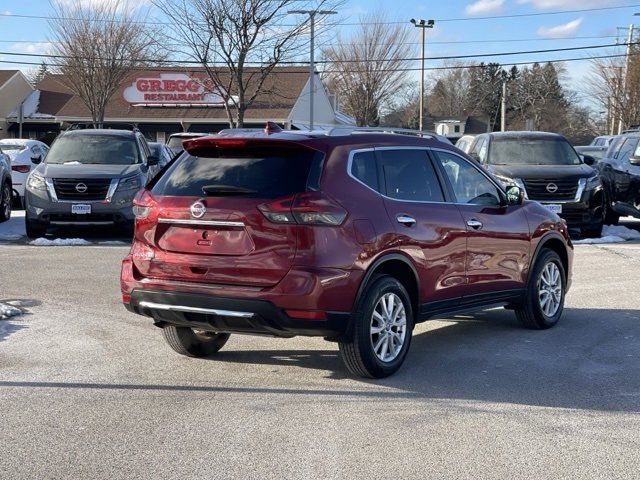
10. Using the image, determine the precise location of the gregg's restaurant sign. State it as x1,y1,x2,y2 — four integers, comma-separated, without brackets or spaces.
123,73,226,106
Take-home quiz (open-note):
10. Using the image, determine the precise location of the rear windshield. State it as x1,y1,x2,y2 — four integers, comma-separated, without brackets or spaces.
47,135,141,165
151,151,323,198
489,138,581,166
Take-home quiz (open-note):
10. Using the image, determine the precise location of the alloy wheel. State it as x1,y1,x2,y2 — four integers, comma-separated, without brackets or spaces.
370,293,407,362
538,262,562,317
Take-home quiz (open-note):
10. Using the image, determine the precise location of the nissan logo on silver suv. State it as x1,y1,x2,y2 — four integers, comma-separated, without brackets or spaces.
75,183,88,193
546,183,558,194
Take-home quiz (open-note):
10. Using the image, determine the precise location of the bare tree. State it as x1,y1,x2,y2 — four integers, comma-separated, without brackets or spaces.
587,49,640,133
322,13,414,126
426,63,472,117
49,0,162,127
155,0,340,128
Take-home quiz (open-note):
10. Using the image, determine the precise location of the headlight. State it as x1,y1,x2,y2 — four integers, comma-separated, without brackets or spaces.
118,175,144,191
26,172,46,191
586,173,601,188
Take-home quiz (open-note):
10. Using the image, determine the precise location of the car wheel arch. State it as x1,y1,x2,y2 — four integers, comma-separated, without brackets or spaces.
354,253,420,319
530,232,569,288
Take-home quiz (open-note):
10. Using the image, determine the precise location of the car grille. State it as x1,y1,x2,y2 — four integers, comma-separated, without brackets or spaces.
52,178,112,201
523,179,578,201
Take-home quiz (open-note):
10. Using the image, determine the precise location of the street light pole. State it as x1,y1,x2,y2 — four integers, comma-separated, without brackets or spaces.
289,9,337,131
410,18,435,132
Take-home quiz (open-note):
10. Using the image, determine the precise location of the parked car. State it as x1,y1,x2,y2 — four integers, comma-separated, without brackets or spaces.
167,133,207,155
575,145,607,162
455,135,476,153
0,146,11,222
121,128,573,378
148,142,174,168
468,132,604,238
24,128,161,238
590,135,615,147
0,139,49,207
597,131,640,224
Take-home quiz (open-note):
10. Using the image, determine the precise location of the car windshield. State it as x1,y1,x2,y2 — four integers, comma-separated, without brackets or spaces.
46,135,141,165
0,144,27,152
489,138,582,165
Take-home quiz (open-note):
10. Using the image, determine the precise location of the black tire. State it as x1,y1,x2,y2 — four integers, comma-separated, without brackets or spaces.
582,222,603,239
0,181,11,222
162,325,230,357
603,190,620,226
338,275,414,378
25,218,47,239
515,249,566,330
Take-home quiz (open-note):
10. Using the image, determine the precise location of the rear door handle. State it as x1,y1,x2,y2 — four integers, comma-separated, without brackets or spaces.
396,215,416,227
467,219,483,230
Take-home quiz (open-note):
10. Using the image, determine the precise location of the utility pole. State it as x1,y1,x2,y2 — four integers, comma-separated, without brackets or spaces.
410,18,435,131
289,9,337,131
501,81,507,132
619,23,635,134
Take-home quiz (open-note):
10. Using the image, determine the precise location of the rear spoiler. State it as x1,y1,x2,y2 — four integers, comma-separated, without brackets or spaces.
183,136,322,157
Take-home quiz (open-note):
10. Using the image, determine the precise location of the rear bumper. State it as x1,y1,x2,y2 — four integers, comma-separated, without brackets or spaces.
125,288,351,339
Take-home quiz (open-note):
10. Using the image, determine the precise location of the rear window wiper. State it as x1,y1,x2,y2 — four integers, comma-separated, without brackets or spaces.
201,185,257,196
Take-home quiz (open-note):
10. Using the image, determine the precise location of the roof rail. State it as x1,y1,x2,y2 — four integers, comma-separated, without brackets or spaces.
64,122,141,133
326,127,451,144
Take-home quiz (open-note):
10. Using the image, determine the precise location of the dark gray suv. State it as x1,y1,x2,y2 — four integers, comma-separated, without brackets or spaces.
24,129,160,238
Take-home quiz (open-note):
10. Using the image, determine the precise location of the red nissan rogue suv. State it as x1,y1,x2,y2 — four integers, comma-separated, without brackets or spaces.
121,129,573,378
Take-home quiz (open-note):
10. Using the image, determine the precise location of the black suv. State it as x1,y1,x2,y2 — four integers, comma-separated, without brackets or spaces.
24,128,161,237
597,131,640,224
467,132,604,237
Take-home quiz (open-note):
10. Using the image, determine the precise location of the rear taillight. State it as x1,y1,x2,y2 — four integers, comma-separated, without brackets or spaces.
258,192,347,226
132,189,155,219
11,165,30,173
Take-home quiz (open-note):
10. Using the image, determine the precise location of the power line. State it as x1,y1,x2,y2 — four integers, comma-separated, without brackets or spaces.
0,41,630,65
0,34,621,47
1,3,639,27
0,51,635,74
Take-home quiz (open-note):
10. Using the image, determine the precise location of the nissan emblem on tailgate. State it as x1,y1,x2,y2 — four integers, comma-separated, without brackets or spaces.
190,200,206,219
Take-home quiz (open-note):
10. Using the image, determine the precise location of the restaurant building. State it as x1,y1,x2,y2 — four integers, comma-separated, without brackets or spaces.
1,67,354,144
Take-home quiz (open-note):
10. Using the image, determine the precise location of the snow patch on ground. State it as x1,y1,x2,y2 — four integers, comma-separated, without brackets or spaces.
0,210,26,241
29,237,93,246
0,303,22,320
573,225,640,245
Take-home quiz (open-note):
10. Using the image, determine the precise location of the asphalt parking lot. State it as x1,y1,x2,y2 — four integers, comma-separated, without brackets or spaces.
1,235,640,479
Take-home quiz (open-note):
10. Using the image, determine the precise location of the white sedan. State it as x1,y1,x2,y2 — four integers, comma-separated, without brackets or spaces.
0,139,49,206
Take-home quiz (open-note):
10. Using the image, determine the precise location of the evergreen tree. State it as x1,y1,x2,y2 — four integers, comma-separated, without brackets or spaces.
31,62,49,86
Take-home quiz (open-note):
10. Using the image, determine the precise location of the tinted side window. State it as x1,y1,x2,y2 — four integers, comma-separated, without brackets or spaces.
378,149,444,202
609,136,626,158
617,138,639,162
351,151,379,191
435,151,502,206
470,137,485,156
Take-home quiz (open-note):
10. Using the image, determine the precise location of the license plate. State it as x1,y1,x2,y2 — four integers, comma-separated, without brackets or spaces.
71,204,91,215
543,204,562,214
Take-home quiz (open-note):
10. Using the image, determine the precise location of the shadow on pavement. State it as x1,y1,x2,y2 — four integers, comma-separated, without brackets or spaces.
1,307,638,412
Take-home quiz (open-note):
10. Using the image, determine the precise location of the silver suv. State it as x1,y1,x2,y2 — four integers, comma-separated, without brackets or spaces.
24,128,160,238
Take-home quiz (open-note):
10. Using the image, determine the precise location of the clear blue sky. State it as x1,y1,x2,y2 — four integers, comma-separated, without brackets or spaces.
0,0,638,105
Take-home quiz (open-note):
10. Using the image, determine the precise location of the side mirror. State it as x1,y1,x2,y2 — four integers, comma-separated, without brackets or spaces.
31,154,42,165
146,155,159,166
630,155,640,166
505,185,525,206
582,155,596,166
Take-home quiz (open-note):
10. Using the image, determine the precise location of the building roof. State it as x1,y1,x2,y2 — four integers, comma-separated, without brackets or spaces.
33,67,311,122
0,70,20,88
